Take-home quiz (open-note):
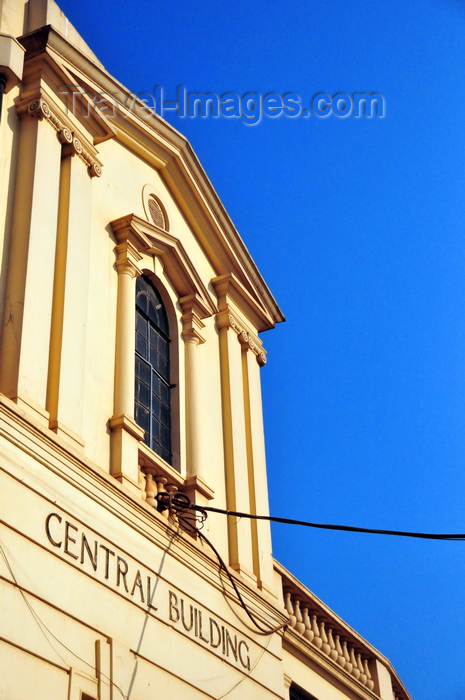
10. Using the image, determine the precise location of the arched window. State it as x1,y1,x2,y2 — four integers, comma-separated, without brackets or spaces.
135,275,172,464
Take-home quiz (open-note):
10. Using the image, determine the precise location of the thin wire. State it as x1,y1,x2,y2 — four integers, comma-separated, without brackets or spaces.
191,506,465,541
177,513,288,636
0,543,128,700
0,544,70,667
217,633,272,699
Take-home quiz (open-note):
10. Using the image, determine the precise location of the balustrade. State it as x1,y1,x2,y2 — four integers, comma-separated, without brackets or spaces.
139,465,179,518
283,590,375,692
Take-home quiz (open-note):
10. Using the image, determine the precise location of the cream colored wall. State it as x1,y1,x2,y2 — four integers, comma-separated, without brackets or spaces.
0,0,276,589
0,11,285,700
0,0,26,35
0,402,286,700
0,88,274,580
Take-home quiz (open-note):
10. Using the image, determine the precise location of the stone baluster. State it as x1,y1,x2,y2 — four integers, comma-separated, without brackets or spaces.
335,635,345,668
302,608,314,642
327,628,338,661
143,467,158,507
294,600,306,634
342,641,352,673
311,614,323,649
350,647,360,680
320,621,330,655
363,659,374,690
284,592,296,627
138,468,146,501
357,653,366,684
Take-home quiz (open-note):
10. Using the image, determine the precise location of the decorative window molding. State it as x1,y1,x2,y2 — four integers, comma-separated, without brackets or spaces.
109,213,217,496
111,213,217,316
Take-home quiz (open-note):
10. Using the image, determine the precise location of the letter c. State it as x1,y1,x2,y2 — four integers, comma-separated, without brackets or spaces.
45,513,63,547
312,94,332,117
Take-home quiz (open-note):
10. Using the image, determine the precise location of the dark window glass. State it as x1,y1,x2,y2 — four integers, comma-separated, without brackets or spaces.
290,684,318,700
135,275,172,464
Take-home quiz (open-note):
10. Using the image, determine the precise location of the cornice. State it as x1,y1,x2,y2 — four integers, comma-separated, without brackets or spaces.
212,272,274,340
17,25,284,329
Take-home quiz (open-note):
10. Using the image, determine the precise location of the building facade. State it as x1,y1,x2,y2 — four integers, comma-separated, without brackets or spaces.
0,2,411,699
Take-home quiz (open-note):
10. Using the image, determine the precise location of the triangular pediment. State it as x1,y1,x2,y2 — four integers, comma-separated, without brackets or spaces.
18,22,285,332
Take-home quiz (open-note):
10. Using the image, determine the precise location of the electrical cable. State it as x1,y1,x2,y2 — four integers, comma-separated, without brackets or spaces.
155,490,465,642
175,510,288,636
187,504,465,541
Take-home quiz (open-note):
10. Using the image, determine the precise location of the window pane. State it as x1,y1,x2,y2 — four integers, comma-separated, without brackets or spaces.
136,356,151,385
136,333,148,359
160,401,170,428
159,337,169,361
136,311,147,338
160,380,170,406
151,415,160,443
158,356,169,379
159,424,170,452
152,391,160,419
152,372,161,398
136,380,150,408
149,324,157,349
135,404,150,434
136,289,148,316
150,344,161,372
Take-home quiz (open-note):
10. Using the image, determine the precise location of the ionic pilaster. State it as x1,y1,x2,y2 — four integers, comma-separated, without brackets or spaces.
0,104,62,424
113,242,142,419
179,295,210,492
16,96,103,177
110,240,143,494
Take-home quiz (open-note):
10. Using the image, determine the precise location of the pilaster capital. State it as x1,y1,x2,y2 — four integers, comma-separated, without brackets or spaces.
180,294,207,344
216,310,267,366
16,94,103,177
114,241,143,278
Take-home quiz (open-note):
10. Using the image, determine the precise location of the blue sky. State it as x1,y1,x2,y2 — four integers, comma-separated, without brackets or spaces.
55,1,465,697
